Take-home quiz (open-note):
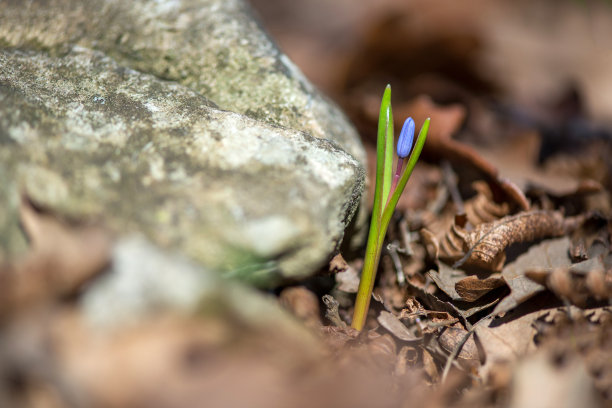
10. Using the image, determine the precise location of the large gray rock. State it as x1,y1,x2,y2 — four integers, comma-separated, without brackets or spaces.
0,0,365,164
0,0,367,285
0,47,364,285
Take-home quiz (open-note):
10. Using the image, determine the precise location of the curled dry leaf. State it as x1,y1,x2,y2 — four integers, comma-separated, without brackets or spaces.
0,197,112,316
454,210,585,271
405,275,499,327
464,181,511,226
422,348,440,383
422,181,510,263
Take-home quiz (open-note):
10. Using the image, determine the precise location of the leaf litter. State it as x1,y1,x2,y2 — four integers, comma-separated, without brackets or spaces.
4,0,612,407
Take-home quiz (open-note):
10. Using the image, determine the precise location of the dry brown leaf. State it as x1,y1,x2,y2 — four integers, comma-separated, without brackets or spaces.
422,181,510,263
493,237,573,316
0,198,112,316
464,181,511,226
366,331,397,361
320,325,360,350
455,275,506,302
395,345,418,376
438,327,480,364
405,277,498,328
454,211,585,272
422,348,440,383
427,264,465,301
475,308,552,379
377,311,422,342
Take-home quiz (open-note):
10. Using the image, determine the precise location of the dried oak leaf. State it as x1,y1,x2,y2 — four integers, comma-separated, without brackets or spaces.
455,275,506,302
395,95,529,210
454,210,585,272
493,237,573,316
475,308,554,380
0,198,111,316
405,277,498,327
429,261,505,303
421,181,510,262
464,180,511,226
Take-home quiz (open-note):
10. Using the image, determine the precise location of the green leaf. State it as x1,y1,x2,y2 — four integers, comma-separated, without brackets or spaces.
379,118,429,241
381,90,394,211
375,85,392,221
351,85,392,331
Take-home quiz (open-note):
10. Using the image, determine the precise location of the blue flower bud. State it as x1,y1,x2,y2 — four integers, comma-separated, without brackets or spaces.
397,117,415,158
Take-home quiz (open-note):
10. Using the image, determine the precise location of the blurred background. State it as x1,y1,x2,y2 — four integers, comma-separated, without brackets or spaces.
250,0,612,149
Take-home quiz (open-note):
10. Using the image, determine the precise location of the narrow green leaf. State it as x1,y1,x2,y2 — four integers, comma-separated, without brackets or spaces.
381,92,394,212
374,85,392,223
379,118,429,240
351,85,392,331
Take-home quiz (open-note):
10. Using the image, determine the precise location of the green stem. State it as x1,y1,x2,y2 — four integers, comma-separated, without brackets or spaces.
351,215,383,331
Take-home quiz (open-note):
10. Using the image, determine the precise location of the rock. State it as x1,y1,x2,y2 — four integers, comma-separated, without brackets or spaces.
0,0,365,165
0,47,364,285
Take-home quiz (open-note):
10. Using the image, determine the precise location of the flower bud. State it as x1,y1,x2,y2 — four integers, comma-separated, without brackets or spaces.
396,117,415,158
